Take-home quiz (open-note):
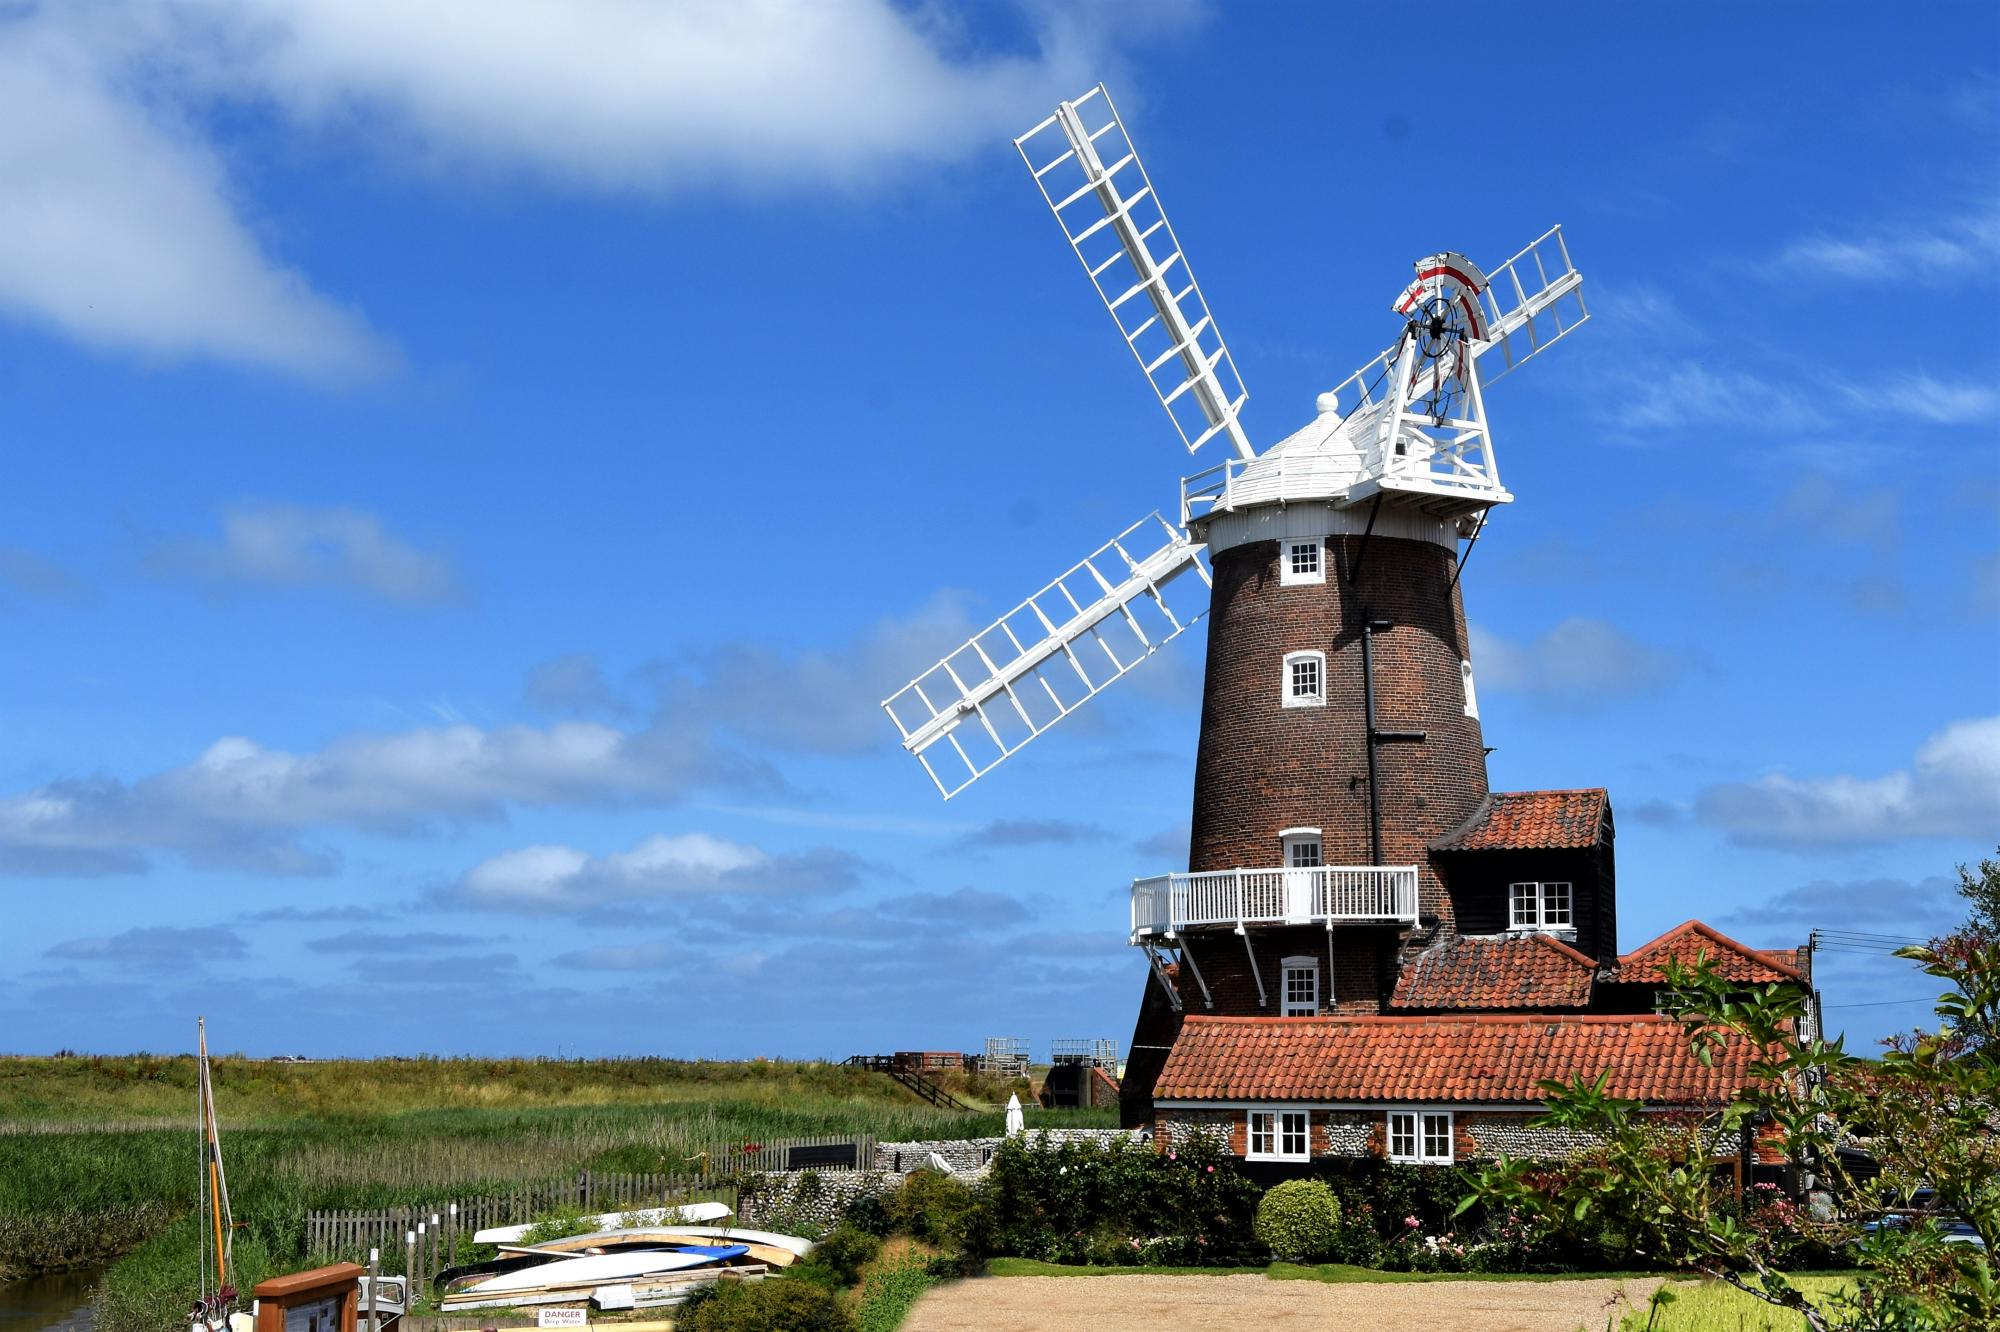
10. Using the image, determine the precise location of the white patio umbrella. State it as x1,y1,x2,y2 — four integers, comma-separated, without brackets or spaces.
1004,1091,1025,1136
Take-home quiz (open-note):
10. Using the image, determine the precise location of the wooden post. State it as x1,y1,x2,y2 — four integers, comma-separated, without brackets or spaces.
428,1213,440,1283
446,1202,456,1271
365,1248,379,1332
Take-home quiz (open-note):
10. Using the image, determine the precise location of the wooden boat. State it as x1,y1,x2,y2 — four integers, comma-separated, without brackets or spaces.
647,1225,816,1260
472,1201,730,1245
497,1227,800,1268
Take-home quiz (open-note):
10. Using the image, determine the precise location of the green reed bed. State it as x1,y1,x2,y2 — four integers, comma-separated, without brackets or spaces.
0,1057,1085,1332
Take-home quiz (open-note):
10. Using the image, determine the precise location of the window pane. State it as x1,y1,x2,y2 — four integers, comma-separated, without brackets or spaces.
1510,882,1536,927
1289,543,1319,576
1388,1112,1415,1159
1290,659,1320,698
1250,1112,1273,1156
1282,965,1317,1015
1423,1113,1452,1161
1281,1111,1308,1156
1288,839,1322,868
1544,882,1572,926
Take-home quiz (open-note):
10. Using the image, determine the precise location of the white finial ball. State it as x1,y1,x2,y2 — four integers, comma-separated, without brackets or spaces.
1315,390,1340,415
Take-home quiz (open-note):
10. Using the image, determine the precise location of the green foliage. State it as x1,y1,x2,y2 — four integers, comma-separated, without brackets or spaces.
1252,1179,1341,1261
1466,862,2000,1331
799,1222,880,1288
676,1276,856,1332
517,1204,596,1244
886,1170,975,1249
1955,848,2000,938
854,1255,937,1332
843,1191,893,1237
962,1130,1260,1266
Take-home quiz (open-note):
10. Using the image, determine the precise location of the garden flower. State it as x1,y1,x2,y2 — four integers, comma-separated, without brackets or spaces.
1404,1215,1420,1229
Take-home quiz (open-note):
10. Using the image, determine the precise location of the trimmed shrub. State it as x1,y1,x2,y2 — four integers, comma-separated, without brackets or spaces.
1253,1179,1341,1261
676,1277,855,1332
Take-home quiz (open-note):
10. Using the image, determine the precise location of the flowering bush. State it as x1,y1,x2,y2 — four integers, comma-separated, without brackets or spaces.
1252,1179,1341,1261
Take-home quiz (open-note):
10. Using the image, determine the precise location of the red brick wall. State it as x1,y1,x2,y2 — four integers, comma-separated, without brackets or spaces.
1188,534,1490,927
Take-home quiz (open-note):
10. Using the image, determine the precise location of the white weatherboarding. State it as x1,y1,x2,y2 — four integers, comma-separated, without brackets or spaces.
882,84,1589,799
471,1200,730,1245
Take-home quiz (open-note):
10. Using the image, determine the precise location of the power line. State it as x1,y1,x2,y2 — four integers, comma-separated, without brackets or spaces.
1822,996,1938,1009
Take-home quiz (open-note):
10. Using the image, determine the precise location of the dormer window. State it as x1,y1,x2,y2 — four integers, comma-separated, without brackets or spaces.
1280,538,1324,586
1283,651,1325,707
1510,881,1573,932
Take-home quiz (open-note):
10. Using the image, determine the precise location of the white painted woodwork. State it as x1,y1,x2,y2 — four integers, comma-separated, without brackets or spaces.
1129,864,1420,941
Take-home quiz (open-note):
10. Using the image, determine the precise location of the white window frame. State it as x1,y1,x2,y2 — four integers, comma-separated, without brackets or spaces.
1248,1107,1311,1161
1282,651,1326,708
1387,1108,1454,1164
1280,955,1320,1017
1508,881,1574,933
1280,538,1325,586
1461,659,1479,718
1280,827,1323,868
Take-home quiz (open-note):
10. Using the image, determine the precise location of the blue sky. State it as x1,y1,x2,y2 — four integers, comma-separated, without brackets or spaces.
0,2,1994,1060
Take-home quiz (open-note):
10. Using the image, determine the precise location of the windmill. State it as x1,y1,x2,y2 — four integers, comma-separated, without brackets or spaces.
881,85,1588,807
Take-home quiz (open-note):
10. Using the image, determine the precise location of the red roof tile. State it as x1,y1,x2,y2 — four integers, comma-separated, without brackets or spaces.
1432,789,1608,852
1391,934,1597,1010
1153,1013,1763,1105
1617,921,1803,984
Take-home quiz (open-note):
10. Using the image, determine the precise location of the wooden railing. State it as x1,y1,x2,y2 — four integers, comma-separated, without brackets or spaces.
1130,864,1419,939
843,1055,972,1111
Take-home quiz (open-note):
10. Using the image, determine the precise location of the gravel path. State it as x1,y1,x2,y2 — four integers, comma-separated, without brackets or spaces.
900,1272,1660,1332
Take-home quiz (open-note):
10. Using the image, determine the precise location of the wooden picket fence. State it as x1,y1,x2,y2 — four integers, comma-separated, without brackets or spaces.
304,1135,875,1270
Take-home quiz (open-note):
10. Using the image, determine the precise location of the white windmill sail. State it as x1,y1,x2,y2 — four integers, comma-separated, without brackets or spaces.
1467,224,1589,384
882,512,1211,799
1017,85,1253,460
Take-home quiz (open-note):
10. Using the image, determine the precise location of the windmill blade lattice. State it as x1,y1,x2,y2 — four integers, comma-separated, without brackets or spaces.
882,512,1212,799
1018,85,1253,460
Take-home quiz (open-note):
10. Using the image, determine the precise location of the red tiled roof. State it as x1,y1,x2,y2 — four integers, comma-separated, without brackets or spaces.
1391,934,1597,1010
1153,1014,1762,1105
1432,789,1608,852
1617,921,1803,984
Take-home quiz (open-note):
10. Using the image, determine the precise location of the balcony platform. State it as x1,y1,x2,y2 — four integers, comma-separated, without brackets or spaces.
1130,865,1419,942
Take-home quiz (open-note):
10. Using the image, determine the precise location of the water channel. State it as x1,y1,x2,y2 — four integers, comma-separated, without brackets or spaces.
0,1268,103,1332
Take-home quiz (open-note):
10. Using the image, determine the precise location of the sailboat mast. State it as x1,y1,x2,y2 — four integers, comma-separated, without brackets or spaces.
198,1018,232,1289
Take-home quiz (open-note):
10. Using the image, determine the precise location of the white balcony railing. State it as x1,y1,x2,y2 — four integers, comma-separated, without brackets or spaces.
1130,865,1419,941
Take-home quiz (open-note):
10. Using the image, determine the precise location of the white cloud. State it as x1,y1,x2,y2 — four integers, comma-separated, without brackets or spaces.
1841,374,2000,425
0,720,770,877
655,590,980,753
1696,715,2000,847
181,0,1115,194
0,19,389,378
1470,618,1683,701
1,1,1188,375
449,831,862,913
151,502,462,605
1775,206,2000,285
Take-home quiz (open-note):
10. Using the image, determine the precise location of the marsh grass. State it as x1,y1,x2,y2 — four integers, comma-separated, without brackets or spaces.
0,1056,1055,1332
1621,1278,1856,1331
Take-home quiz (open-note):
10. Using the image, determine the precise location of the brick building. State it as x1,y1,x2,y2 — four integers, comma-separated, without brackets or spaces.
1122,510,1814,1170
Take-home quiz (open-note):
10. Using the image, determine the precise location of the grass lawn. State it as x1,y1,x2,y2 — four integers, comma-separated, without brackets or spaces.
1622,1278,1856,1331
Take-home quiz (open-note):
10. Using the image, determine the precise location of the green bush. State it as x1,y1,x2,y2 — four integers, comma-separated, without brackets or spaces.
799,1222,880,1288
962,1131,1259,1266
1253,1179,1341,1261
843,1191,893,1237
886,1170,975,1248
677,1276,855,1332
